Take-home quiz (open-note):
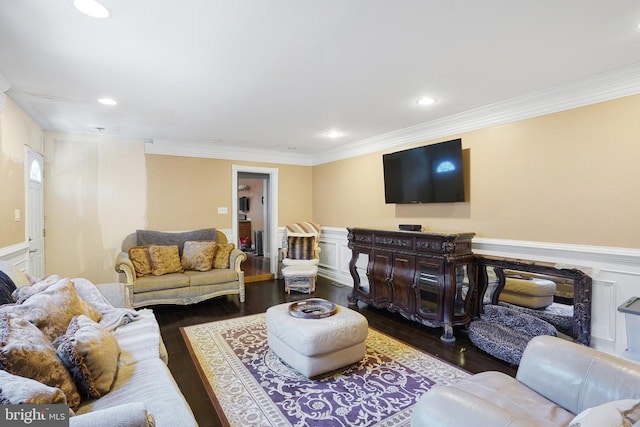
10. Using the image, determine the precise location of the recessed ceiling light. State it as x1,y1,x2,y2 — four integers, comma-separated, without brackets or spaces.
97,97,117,106
74,0,109,19
417,97,436,106
325,130,343,138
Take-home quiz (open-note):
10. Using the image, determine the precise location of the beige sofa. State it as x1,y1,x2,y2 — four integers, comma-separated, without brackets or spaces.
411,335,640,427
114,228,247,308
0,261,197,427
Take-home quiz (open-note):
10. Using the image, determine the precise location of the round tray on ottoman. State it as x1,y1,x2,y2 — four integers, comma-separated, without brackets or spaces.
289,298,337,319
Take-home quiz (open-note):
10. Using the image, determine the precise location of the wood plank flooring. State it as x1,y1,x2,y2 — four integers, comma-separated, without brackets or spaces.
153,277,516,427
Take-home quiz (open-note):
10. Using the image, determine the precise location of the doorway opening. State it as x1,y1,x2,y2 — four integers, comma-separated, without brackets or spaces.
232,166,279,282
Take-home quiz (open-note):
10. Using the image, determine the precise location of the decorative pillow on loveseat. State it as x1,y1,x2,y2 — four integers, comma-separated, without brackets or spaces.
213,243,235,269
55,315,120,399
129,246,153,277
0,370,67,404
148,245,184,276
181,241,217,271
0,312,81,409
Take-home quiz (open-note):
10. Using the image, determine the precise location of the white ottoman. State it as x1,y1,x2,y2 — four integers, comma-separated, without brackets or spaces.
281,265,317,294
265,302,369,377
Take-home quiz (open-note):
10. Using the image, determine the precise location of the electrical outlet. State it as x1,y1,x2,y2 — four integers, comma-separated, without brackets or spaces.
217,207,228,215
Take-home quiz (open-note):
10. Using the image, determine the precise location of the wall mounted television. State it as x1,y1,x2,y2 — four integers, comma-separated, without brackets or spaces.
383,138,465,204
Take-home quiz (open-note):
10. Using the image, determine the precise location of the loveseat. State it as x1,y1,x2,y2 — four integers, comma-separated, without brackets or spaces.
411,335,640,427
114,228,247,308
0,261,197,427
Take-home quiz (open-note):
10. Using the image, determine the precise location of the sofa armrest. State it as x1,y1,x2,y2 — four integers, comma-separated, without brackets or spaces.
115,251,136,285
71,403,153,427
229,248,247,272
94,282,134,309
517,335,640,414
411,385,539,427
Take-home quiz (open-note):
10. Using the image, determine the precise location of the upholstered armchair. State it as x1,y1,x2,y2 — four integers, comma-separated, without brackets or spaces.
281,222,321,294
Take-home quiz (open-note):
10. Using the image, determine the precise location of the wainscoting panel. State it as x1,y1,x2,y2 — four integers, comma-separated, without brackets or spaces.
313,228,640,356
0,241,29,272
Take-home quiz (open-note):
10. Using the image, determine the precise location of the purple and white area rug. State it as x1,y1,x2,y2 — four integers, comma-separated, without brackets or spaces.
181,313,469,427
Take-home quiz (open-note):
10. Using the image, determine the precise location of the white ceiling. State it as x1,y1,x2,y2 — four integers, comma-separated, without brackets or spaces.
1,1,640,164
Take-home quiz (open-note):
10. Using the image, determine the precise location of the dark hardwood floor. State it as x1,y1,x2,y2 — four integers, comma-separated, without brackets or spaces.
153,277,516,427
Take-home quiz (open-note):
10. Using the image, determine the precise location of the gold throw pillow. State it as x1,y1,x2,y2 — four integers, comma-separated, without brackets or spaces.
213,243,235,269
148,245,183,276
128,246,152,277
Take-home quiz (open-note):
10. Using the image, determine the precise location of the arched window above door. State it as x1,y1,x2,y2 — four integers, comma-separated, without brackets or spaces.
29,159,42,183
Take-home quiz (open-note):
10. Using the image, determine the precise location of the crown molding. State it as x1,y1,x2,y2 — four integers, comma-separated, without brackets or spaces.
141,63,640,167
311,62,640,165
145,139,313,166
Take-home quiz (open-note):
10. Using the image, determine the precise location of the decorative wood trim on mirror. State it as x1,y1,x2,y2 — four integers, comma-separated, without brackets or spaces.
475,255,592,346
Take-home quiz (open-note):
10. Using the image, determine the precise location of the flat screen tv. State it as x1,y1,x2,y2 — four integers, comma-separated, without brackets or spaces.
383,138,465,204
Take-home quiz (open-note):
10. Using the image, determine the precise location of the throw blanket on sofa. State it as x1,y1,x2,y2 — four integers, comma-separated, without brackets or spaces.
72,278,140,331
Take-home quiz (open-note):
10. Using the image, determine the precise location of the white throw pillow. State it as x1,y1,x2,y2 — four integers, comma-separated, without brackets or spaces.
569,399,640,427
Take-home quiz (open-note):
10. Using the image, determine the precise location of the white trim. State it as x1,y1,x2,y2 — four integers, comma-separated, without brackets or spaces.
0,242,29,272
146,139,312,166
144,63,640,166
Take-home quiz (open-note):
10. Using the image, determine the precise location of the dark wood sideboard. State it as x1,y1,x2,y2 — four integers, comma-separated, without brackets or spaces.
347,227,476,342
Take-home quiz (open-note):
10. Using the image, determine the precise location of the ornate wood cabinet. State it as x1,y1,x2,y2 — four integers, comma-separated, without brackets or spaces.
347,227,476,342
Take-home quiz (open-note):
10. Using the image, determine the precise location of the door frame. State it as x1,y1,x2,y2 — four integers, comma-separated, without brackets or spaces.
25,147,45,277
232,165,278,274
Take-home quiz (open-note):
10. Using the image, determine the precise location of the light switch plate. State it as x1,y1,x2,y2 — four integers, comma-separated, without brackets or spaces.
14,209,20,222
217,207,228,215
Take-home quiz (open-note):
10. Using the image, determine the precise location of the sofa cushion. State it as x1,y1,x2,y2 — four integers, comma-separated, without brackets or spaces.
129,246,153,277
148,245,184,276
213,243,235,269
136,228,218,255
181,241,217,272
0,312,81,409
185,269,238,286
0,370,68,404
54,315,120,400
112,309,161,367
3,277,102,342
133,273,190,294
75,357,196,424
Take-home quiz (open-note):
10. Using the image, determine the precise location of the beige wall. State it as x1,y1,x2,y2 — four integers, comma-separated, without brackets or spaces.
145,155,312,230
0,97,43,247
42,149,312,283
44,133,147,282
313,94,640,249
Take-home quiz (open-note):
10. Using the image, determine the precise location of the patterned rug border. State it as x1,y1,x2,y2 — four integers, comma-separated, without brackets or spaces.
180,313,470,427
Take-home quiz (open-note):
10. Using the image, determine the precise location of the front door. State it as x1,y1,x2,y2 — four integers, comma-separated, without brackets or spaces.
26,149,45,278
